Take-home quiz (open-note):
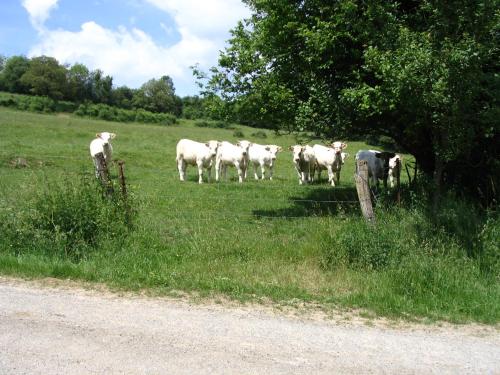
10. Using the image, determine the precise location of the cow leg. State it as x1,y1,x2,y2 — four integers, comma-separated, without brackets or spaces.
177,158,186,181
327,166,335,186
215,158,221,182
335,170,340,185
254,163,259,180
197,161,204,184
207,166,212,183
269,164,273,181
260,163,266,180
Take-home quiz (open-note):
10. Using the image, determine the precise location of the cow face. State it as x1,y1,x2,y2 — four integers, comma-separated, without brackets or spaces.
290,145,304,163
236,140,252,156
205,140,220,158
375,151,397,177
389,154,402,169
330,141,347,156
266,145,282,161
96,132,116,146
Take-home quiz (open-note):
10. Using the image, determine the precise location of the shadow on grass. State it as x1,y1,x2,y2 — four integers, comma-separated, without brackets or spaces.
253,186,360,218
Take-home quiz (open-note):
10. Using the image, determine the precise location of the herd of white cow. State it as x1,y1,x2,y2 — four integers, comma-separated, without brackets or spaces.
90,132,402,188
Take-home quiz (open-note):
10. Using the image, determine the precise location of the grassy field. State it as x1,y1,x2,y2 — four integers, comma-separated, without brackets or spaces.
0,107,498,324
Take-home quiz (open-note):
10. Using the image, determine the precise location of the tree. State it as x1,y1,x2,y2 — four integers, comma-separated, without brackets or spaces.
20,56,68,99
89,69,113,104
200,0,499,203
133,75,177,114
0,55,30,94
67,63,91,102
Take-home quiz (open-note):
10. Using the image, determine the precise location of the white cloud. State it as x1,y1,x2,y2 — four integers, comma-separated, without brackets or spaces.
26,0,250,95
22,0,59,31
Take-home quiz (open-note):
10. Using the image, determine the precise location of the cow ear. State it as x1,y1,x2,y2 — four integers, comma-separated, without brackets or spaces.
278,146,283,152
110,133,116,139
342,143,347,149
96,133,101,139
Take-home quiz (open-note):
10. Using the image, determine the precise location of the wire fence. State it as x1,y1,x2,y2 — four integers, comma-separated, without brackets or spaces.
1,151,395,223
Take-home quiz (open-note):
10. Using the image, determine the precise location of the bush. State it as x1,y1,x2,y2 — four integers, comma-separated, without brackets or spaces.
195,119,233,129
251,130,267,139
73,103,177,125
479,214,500,277
0,176,135,261
233,130,245,138
0,92,73,113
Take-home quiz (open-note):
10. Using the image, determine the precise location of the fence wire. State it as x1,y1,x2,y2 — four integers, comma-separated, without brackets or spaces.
1,151,370,223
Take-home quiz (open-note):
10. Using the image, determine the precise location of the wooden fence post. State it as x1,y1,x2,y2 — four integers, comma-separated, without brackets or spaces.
117,160,127,199
94,152,113,194
355,160,376,224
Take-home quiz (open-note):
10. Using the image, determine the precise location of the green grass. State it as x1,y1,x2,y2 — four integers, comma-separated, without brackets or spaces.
0,107,498,324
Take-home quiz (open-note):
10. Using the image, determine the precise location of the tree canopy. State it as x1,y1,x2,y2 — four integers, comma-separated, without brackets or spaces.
197,0,499,203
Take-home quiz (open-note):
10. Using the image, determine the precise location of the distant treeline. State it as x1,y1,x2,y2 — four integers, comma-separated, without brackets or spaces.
0,55,207,120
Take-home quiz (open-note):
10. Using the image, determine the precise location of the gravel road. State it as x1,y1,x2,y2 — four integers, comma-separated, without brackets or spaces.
0,277,499,374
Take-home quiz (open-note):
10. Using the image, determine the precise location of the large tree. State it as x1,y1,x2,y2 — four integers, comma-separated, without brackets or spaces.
133,75,178,114
20,56,68,99
0,55,30,94
199,0,499,202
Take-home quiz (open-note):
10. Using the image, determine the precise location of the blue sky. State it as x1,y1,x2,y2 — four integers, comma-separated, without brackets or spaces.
0,0,250,96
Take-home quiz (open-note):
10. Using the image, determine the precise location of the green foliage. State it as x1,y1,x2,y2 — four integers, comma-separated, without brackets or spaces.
74,103,177,125
0,92,76,113
0,176,134,261
194,119,234,129
0,56,30,94
20,56,68,100
233,130,245,138
478,214,500,277
251,130,267,139
199,0,499,204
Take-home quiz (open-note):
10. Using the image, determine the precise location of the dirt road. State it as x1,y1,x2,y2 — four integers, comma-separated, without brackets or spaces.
0,278,498,374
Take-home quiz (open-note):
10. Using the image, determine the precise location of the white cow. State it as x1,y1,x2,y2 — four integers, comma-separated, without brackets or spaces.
215,140,252,183
388,154,402,188
313,141,347,186
247,144,282,180
90,132,116,177
355,150,397,188
290,145,316,185
176,139,220,184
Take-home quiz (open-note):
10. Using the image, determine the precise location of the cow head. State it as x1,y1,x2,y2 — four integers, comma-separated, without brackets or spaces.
389,154,402,169
290,145,305,163
330,141,347,156
236,140,252,156
96,132,116,146
265,145,282,161
205,140,220,158
375,151,397,177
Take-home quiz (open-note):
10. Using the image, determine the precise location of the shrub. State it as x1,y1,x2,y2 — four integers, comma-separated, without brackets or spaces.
479,214,500,277
233,130,245,138
251,130,267,139
0,176,135,261
195,119,232,129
